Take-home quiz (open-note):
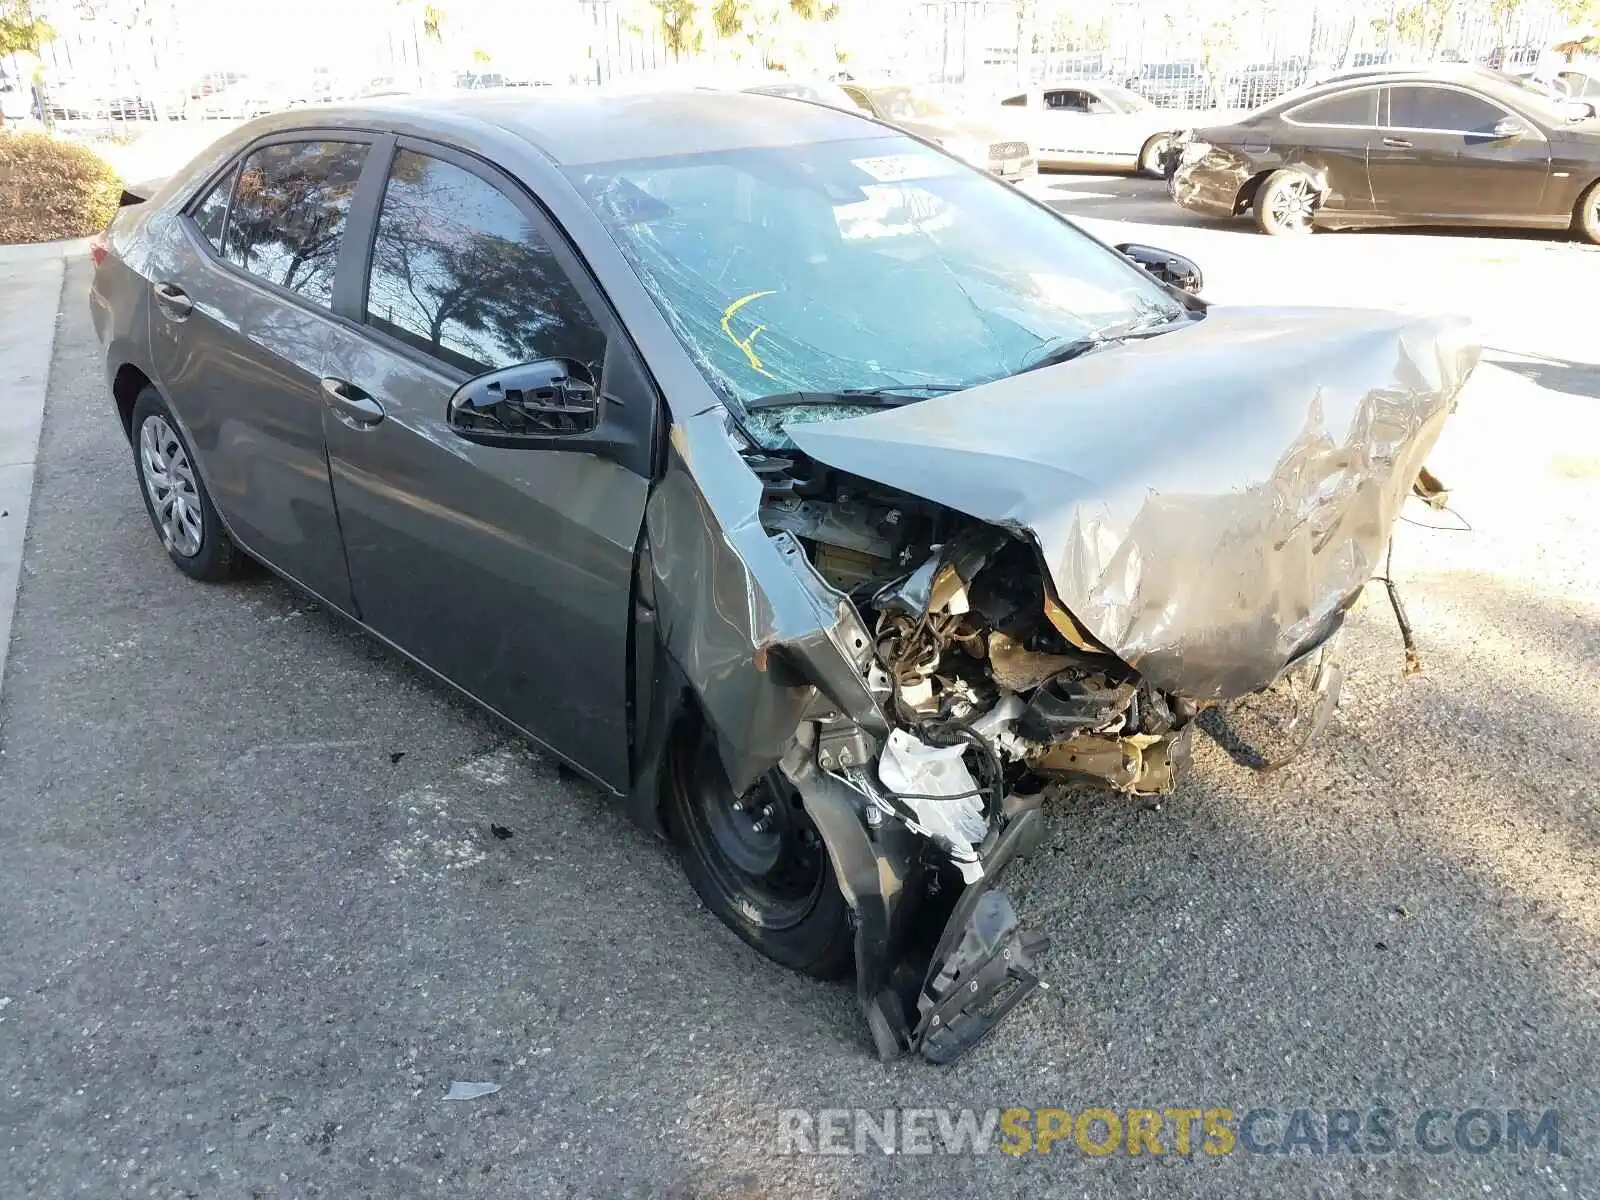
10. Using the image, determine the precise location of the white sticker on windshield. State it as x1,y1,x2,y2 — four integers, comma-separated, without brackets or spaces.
851,153,958,183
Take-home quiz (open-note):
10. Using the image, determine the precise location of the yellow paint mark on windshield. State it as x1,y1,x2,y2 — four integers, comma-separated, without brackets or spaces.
720,289,779,379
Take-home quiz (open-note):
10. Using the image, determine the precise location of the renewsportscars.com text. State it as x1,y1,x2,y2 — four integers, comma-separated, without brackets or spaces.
776,1106,1564,1158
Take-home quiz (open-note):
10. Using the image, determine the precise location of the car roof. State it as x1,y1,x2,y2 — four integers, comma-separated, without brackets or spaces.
1276,64,1539,107
310,88,886,165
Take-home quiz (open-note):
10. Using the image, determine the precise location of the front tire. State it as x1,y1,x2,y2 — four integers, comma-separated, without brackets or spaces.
663,725,853,980
130,388,245,582
1575,180,1600,245
1254,168,1319,236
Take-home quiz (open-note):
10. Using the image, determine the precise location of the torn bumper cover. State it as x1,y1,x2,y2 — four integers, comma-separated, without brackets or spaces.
782,741,1049,1065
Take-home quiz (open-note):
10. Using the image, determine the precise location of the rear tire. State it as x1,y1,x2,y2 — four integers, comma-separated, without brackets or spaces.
130,388,246,582
1253,168,1319,236
663,724,853,980
1575,180,1600,245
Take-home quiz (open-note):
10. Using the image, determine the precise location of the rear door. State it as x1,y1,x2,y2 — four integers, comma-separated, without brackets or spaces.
1370,84,1550,219
317,139,657,786
149,135,376,610
1277,85,1381,214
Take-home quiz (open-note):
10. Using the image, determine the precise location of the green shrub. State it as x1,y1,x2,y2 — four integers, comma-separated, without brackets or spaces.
0,130,122,245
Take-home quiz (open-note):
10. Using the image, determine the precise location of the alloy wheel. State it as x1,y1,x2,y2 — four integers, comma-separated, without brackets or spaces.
1269,176,1316,231
138,415,203,558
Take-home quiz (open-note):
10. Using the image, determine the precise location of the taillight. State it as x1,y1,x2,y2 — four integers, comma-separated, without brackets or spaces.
89,232,109,267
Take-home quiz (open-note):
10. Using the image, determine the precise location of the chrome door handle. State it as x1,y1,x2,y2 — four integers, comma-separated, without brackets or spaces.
319,377,385,427
1382,136,1413,149
153,281,193,320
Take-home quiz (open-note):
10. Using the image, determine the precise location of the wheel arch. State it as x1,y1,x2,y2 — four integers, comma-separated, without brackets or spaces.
623,602,699,838
112,362,154,442
1237,163,1329,215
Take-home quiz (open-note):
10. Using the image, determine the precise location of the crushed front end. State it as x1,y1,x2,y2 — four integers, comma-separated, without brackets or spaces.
647,307,1479,1063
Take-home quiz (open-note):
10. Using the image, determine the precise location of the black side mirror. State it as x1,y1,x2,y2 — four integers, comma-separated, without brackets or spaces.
448,358,599,447
1116,243,1204,295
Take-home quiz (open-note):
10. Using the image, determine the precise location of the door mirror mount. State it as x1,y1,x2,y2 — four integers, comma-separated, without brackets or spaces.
448,358,601,447
1115,242,1205,295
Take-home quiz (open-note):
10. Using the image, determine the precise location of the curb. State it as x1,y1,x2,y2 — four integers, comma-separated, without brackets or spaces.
0,236,93,266
0,252,68,698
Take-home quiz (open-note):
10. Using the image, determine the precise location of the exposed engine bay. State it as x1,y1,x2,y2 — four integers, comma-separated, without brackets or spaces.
757,452,1202,812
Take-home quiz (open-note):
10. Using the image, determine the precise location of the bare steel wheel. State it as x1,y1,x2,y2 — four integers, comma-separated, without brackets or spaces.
1255,169,1318,236
129,388,246,581
664,724,853,979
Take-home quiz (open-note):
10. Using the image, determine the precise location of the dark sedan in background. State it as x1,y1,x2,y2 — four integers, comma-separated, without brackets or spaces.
1170,65,1600,240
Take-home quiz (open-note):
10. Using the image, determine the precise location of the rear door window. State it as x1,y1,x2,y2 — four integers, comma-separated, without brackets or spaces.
221,140,368,305
1386,86,1505,134
362,148,605,378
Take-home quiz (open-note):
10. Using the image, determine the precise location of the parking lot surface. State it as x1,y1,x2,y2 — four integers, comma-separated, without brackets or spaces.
2,176,1598,1199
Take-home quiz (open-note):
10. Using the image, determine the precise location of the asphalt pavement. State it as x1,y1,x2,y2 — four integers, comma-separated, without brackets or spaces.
1,180,1598,1199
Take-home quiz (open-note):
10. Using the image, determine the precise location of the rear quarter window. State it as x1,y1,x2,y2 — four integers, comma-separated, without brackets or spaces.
188,166,235,251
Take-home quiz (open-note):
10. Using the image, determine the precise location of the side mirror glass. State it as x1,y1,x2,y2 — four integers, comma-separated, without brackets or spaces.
448,358,599,446
1492,116,1529,139
1116,242,1204,295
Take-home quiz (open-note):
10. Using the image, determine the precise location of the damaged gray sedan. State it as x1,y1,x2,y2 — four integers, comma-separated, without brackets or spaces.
90,91,1479,1063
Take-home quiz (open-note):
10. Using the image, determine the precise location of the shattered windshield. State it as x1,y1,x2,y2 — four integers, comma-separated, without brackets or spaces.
566,135,1186,447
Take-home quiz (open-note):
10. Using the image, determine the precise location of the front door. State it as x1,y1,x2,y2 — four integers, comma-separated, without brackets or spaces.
149,136,375,611
1370,84,1551,220
319,140,655,787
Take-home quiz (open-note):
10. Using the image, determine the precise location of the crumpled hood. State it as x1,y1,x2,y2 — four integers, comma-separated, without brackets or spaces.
785,306,1480,700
